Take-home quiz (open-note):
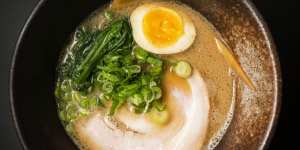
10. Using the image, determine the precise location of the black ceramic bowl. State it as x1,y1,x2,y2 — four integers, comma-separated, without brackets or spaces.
10,0,281,149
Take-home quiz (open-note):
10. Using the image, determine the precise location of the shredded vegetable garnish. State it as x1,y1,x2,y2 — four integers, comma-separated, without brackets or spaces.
55,16,166,127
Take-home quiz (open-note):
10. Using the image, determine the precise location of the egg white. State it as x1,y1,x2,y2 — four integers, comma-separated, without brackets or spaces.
130,4,196,54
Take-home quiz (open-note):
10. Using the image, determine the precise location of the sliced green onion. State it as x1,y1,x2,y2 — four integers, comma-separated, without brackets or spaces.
149,66,162,76
79,98,90,109
102,81,114,93
79,109,89,117
97,72,120,83
151,86,162,99
153,100,166,112
124,65,141,74
60,80,72,93
128,94,143,106
89,97,101,108
65,124,74,133
62,93,72,101
59,110,67,121
149,81,157,88
148,109,169,125
104,55,121,64
174,60,192,78
71,91,84,102
104,11,114,20
141,87,153,102
66,103,78,121
141,75,151,86
109,98,125,115
134,47,149,61
122,55,134,65
55,85,62,98
118,83,140,98
147,57,163,66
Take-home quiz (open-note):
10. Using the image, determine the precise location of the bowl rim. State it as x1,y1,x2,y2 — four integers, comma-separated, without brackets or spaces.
9,0,281,149
9,0,46,149
244,1,282,149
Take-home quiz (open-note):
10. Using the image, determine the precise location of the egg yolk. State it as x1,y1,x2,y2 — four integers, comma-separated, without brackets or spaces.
143,7,184,48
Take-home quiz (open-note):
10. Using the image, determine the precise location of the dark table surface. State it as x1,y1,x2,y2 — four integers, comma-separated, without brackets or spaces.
0,0,298,149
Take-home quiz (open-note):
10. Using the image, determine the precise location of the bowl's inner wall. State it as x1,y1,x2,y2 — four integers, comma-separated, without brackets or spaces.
11,0,279,150
11,0,106,149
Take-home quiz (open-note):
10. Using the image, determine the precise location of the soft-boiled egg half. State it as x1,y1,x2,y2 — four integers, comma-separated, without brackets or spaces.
130,4,196,54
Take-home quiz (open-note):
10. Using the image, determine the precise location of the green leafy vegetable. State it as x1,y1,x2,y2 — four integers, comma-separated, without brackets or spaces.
55,15,166,128
73,19,131,84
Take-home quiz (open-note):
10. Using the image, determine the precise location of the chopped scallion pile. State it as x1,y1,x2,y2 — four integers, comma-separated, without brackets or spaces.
55,15,166,127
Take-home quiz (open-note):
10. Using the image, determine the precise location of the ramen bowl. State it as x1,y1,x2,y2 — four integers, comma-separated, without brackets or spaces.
10,0,281,149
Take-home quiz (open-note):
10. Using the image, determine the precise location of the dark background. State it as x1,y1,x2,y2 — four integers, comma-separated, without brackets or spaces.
0,0,298,149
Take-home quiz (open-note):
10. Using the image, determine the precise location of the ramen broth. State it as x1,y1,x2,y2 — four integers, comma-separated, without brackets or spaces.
56,0,235,149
